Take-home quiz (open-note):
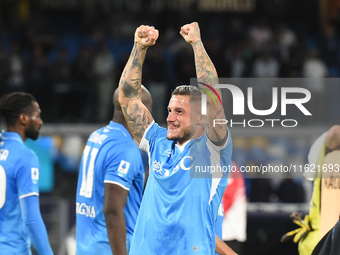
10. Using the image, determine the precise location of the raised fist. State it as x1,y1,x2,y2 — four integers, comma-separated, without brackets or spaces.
179,22,201,44
134,25,159,49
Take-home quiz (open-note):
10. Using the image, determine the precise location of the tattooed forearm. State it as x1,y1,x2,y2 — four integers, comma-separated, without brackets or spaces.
121,80,140,98
203,115,211,136
120,44,146,99
122,104,152,139
192,41,218,86
191,39,228,145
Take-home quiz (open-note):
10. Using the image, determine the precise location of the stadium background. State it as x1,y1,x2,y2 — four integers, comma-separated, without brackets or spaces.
1,0,339,254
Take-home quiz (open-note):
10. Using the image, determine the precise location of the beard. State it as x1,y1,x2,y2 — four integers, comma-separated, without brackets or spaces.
25,121,40,140
167,127,191,144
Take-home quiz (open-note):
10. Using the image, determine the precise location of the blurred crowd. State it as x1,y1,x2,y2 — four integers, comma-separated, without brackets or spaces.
1,2,340,124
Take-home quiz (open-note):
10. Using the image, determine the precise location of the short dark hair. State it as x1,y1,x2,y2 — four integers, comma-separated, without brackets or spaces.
0,92,36,126
171,85,201,102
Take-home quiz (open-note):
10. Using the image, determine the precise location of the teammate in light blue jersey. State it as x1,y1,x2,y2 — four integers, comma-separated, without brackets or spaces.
0,92,53,255
75,87,152,255
119,23,234,254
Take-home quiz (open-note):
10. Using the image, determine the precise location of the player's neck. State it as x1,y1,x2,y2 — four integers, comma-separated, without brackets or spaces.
6,126,26,141
112,115,129,131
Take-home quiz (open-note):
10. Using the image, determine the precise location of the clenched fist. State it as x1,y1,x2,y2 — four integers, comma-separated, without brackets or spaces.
134,25,159,49
180,22,201,44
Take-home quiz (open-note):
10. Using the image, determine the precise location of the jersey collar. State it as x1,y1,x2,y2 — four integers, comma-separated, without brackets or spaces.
175,140,190,152
1,131,24,144
175,135,205,152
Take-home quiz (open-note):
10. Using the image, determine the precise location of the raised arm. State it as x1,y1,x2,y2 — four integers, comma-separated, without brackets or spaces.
118,25,158,143
180,22,227,145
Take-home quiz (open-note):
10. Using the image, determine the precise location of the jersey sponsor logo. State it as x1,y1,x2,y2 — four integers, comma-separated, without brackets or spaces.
180,156,193,170
31,168,39,183
76,202,96,218
0,149,9,161
118,160,130,175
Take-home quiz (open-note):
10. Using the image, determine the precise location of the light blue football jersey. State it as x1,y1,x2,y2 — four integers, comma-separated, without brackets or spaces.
76,121,144,254
130,121,232,255
0,132,40,255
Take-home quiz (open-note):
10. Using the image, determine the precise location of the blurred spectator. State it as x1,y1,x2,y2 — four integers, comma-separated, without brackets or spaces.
7,43,24,93
143,45,168,122
319,24,339,69
248,18,273,52
205,36,230,78
302,49,328,79
302,49,327,122
277,178,305,203
173,45,196,84
25,44,49,116
0,44,9,94
280,38,305,77
72,45,95,122
93,42,115,122
278,23,296,62
230,46,246,78
227,18,246,45
249,177,275,202
49,47,73,121
253,50,279,78
54,134,84,198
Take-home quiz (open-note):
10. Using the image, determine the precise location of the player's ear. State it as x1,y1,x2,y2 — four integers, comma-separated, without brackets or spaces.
18,113,30,126
197,114,204,126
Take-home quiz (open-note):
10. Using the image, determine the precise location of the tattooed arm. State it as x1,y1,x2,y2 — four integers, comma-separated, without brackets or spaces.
180,22,227,145
118,25,158,143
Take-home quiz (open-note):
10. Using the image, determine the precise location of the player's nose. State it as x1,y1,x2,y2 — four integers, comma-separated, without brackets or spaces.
166,112,176,122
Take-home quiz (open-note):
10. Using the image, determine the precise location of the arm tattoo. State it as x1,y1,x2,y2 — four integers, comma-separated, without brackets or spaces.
122,105,152,139
193,41,218,86
193,41,228,145
121,80,140,98
120,44,146,99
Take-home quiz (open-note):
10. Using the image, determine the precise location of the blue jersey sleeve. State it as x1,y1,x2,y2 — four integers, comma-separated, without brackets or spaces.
21,195,54,255
16,149,40,199
103,141,143,191
139,121,167,154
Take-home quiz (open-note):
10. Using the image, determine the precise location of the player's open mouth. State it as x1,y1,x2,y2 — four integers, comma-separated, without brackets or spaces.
168,124,179,130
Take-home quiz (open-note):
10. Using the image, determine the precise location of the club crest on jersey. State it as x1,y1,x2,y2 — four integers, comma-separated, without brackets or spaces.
118,160,130,176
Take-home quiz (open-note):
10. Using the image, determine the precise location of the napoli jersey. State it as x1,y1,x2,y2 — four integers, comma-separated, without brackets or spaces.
76,121,144,254
130,121,232,255
0,132,40,255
